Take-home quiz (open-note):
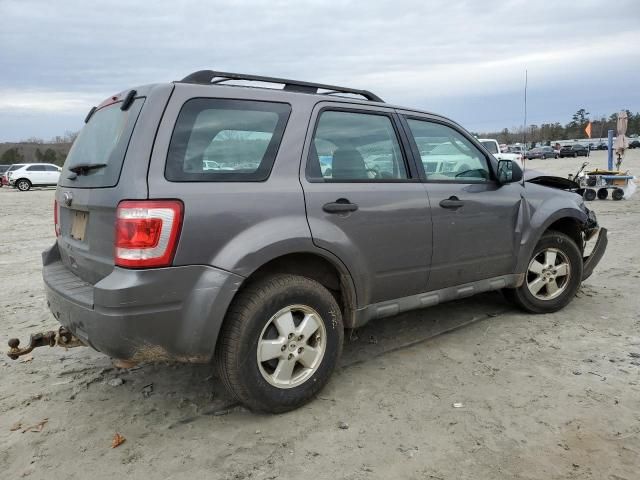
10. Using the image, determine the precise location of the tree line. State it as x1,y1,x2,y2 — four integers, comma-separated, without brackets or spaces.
0,131,77,166
478,109,640,145
0,146,68,166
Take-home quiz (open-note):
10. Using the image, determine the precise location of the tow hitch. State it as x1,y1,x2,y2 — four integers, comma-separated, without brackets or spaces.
7,327,85,360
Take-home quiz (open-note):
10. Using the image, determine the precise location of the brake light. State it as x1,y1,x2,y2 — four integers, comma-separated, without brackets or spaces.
54,199,60,237
115,200,183,268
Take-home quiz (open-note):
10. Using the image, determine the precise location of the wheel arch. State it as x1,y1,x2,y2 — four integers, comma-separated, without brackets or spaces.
517,209,587,274
229,251,358,329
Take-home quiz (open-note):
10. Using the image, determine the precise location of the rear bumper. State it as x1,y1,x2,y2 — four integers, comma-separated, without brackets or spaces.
42,243,243,362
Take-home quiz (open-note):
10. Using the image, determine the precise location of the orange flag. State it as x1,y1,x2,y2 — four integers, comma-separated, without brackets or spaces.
584,122,592,138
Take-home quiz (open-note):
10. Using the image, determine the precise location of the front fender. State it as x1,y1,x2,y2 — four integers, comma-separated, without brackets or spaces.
516,197,588,274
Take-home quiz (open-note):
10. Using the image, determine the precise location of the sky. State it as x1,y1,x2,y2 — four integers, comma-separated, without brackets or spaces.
1,0,639,141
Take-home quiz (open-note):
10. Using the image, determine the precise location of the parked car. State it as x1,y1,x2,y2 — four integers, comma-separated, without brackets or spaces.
478,139,523,167
525,146,558,160
629,140,640,149
28,70,606,413
508,145,525,155
7,163,61,191
596,143,608,150
559,144,589,158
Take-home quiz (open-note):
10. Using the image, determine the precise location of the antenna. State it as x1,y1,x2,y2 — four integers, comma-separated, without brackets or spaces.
523,69,528,148
521,69,528,185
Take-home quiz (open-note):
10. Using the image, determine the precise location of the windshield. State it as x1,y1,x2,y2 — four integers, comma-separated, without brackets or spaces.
480,141,499,154
60,98,144,188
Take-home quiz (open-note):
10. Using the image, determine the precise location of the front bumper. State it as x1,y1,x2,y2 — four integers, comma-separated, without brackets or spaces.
582,227,607,280
42,243,243,362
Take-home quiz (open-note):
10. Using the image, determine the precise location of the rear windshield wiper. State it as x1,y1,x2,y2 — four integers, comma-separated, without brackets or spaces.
69,163,107,174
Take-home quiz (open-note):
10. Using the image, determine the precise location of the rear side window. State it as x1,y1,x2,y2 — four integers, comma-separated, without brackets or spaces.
27,165,45,171
60,98,145,188
165,99,291,182
307,110,409,182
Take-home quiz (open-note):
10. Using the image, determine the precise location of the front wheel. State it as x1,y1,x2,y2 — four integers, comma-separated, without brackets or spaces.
504,231,583,313
216,274,343,413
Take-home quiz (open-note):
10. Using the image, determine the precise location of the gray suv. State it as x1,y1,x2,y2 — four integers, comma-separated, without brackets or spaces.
39,70,607,412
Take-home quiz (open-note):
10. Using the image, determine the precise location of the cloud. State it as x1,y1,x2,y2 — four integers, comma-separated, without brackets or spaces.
0,0,639,139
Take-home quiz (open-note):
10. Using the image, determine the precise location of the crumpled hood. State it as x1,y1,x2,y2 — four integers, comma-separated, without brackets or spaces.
524,169,579,191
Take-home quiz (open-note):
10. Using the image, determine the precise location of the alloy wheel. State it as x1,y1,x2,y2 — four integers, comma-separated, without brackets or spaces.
256,304,326,389
526,248,571,300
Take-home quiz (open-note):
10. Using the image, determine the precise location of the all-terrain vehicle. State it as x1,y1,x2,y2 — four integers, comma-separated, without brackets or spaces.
8,71,607,413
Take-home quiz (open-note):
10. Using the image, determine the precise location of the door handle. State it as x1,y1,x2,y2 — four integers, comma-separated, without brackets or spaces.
323,198,359,213
439,196,465,209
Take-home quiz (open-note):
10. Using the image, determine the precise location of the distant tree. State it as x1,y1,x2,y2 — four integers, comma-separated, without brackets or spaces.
42,148,57,163
35,148,44,161
571,108,590,125
498,128,510,144
0,147,24,165
55,152,67,166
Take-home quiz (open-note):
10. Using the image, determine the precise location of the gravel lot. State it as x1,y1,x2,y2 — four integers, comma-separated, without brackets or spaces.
1,151,639,479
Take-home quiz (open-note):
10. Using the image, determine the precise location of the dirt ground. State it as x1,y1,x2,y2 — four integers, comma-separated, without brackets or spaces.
1,151,639,479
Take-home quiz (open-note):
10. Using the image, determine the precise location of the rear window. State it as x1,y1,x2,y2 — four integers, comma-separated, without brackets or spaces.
60,98,145,188
165,98,291,182
480,141,499,154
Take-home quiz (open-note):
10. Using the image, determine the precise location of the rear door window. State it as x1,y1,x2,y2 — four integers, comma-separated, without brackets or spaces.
306,110,409,182
165,99,291,182
59,98,145,188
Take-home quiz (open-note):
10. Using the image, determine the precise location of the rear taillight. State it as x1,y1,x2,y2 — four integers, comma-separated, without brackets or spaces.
54,199,60,237
115,200,183,268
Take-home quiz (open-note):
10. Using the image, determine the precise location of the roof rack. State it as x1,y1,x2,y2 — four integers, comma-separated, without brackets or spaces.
179,70,384,103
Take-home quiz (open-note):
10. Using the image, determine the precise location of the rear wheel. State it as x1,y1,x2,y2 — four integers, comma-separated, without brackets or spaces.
504,231,583,313
16,179,31,191
216,274,343,413
583,189,596,201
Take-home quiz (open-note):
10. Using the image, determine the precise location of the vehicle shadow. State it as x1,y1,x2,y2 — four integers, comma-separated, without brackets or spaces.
78,291,511,420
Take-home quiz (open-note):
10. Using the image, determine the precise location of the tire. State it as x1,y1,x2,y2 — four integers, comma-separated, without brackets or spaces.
216,274,344,413
583,189,596,201
573,152,578,158
16,179,31,191
597,188,609,200
555,155,559,159
503,231,583,314
612,188,624,201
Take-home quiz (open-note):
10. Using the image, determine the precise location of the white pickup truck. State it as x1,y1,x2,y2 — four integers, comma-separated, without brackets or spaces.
478,138,524,167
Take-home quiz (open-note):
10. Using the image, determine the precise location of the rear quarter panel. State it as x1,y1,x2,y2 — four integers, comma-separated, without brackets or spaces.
146,84,318,277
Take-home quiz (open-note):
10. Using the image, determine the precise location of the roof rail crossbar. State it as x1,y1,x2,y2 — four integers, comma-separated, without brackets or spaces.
180,70,384,103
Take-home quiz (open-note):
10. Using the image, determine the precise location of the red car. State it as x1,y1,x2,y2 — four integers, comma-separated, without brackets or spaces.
0,165,10,186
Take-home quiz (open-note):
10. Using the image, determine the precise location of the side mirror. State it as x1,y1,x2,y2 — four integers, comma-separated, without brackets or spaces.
497,159,523,184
